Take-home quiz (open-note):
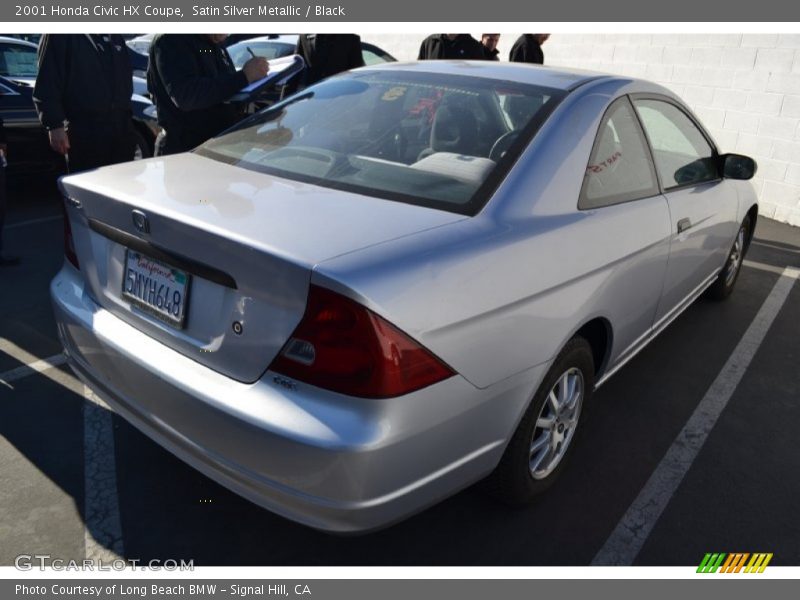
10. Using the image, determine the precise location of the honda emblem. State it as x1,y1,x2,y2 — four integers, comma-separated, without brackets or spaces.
132,210,150,234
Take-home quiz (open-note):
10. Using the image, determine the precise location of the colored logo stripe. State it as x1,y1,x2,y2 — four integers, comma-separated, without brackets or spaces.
720,553,749,573
745,553,773,573
697,553,773,573
697,553,726,573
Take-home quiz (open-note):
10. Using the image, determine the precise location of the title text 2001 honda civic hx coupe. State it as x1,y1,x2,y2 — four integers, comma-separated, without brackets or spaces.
51,62,757,532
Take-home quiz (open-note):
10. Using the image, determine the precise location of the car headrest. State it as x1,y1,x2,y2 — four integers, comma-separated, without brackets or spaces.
430,105,478,155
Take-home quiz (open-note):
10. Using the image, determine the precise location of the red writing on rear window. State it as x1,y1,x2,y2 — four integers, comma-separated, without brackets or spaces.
587,151,622,174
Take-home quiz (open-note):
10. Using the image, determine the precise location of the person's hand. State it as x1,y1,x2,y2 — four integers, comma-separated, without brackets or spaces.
48,127,70,155
0,143,7,159
243,57,269,83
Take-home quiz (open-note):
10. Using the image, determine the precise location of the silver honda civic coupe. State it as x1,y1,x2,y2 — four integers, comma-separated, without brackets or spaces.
51,61,758,533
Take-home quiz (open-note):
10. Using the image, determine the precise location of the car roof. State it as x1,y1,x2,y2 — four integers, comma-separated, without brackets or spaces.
0,36,38,48
359,60,612,91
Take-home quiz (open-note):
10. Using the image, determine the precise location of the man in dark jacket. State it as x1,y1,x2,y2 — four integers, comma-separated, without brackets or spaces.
509,34,550,64
481,34,501,61
418,34,486,60
148,34,269,156
296,34,365,88
0,117,17,266
34,34,135,173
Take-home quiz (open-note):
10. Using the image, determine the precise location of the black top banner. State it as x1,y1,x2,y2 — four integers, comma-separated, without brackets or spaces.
5,0,800,21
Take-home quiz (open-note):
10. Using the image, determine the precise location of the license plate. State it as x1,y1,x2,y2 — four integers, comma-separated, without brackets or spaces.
122,250,190,329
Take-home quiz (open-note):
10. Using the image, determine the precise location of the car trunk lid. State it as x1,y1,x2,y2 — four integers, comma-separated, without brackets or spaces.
60,153,465,383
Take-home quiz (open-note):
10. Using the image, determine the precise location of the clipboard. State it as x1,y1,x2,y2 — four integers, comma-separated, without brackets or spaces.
228,55,305,103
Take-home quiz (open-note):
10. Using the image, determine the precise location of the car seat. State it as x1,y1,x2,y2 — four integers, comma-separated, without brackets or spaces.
418,104,478,161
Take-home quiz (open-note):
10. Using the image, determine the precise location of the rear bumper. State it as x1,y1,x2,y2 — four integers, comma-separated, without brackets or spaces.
51,265,542,532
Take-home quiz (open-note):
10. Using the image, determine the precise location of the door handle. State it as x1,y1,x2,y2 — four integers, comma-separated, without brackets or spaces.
677,218,692,234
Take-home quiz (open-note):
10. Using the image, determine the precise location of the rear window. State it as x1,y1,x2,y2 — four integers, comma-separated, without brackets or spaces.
197,70,564,215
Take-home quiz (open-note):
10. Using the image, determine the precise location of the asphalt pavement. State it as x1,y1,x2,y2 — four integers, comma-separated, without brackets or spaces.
1,179,798,567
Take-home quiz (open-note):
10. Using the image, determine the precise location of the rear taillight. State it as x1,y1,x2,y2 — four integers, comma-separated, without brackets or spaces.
270,285,454,399
62,202,79,269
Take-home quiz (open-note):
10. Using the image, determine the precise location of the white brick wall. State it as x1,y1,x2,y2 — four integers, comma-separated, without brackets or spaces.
365,34,800,226
543,34,800,226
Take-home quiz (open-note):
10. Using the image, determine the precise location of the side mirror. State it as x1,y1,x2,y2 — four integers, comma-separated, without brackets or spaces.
720,153,757,180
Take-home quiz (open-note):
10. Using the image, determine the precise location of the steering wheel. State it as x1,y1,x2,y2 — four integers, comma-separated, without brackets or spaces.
490,130,521,162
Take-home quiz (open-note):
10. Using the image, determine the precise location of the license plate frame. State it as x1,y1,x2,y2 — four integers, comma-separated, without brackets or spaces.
121,249,191,329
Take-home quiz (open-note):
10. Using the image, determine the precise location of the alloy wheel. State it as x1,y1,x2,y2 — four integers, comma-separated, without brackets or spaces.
725,225,746,286
529,367,584,480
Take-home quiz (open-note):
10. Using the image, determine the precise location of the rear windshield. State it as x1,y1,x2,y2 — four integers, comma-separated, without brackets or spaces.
197,70,564,215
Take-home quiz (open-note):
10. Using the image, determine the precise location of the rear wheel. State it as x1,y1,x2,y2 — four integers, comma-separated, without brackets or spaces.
706,215,750,301
486,337,595,505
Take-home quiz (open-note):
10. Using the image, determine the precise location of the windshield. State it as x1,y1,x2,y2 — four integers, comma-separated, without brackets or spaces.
197,70,564,215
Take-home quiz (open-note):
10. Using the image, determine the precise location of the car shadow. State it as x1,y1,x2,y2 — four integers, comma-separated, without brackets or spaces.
0,362,86,564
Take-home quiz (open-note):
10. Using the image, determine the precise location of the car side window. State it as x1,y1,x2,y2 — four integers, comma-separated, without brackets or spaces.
361,48,387,66
0,43,38,78
579,97,659,209
633,98,719,190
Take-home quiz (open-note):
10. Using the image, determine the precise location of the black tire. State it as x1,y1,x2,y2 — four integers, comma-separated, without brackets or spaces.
132,126,153,160
485,337,595,506
706,215,751,301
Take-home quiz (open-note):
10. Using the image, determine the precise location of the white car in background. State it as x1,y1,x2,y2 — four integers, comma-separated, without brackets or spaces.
226,34,397,67
125,33,397,72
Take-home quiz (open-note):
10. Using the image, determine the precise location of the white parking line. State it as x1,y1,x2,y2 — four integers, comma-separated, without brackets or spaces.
0,337,39,358
751,240,800,255
0,354,67,387
743,259,792,276
0,338,124,560
0,338,67,388
592,266,800,566
4,214,63,229
83,385,125,561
